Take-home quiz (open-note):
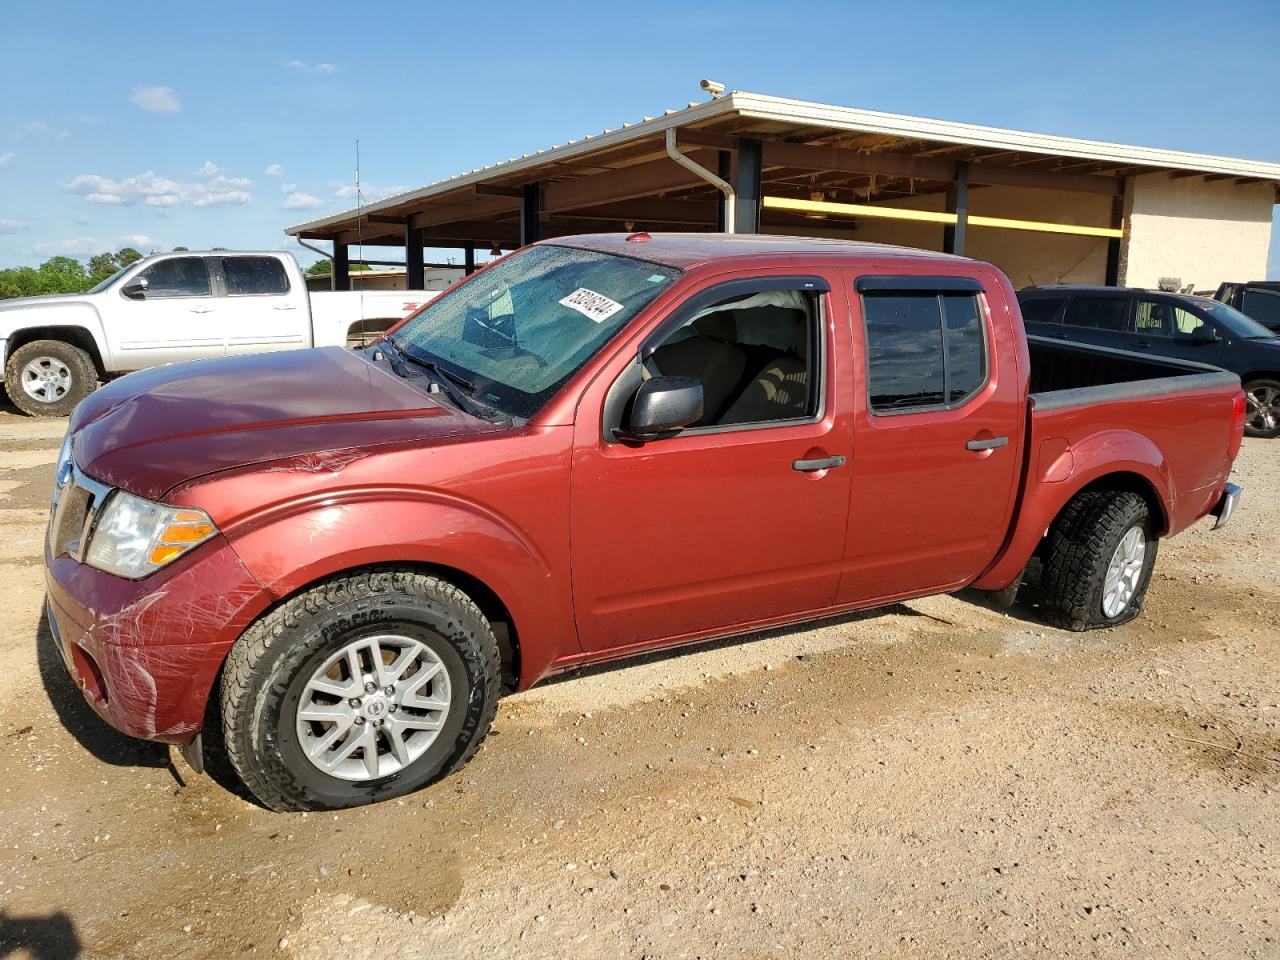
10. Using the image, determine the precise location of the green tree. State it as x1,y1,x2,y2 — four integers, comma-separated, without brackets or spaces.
115,247,143,267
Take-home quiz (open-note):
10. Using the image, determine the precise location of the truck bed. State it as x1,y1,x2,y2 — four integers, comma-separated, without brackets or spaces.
1026,336,1241,537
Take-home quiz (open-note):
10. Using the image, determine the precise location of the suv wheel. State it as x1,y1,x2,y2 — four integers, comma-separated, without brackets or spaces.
221,569,501,811
1243,379,1280,439
1040,490,1158,631
4,340,97,417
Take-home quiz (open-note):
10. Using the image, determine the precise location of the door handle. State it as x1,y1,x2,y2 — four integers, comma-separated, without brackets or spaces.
273,304,298,311
966,436,1009,452
188,306,215,314
793,455,846,472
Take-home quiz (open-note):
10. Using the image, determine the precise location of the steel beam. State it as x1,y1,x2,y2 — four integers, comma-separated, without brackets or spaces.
464,242,476,275
944,161,969,256
521,182,541,246
331,243,350,291
733,138,762,233
404,225,425,289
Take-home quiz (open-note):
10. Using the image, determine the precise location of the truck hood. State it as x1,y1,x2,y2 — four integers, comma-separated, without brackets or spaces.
0,292,90,312
70,347,497,499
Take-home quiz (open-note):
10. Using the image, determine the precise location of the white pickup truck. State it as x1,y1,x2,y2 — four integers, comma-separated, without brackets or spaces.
0,250,437,416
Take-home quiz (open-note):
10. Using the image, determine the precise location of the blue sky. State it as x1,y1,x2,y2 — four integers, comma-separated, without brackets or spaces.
1,0,1277,276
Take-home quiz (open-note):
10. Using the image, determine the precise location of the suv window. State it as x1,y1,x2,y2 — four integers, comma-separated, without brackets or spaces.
137,257,211,299
1062,296,1129,332
1136,299,1209,340
1242,289,1280,329
221,256,289,296
1019,297,1062,325
862,291,986,412
649,287,818,427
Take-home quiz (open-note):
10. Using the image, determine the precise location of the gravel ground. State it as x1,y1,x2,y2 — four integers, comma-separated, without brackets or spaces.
0,407,1276,959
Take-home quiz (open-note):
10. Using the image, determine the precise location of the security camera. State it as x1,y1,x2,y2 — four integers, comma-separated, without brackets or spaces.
699,79,725,98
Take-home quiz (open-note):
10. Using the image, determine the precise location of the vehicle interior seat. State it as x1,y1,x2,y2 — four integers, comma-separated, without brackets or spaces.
650,311,747,425
721,305,810,424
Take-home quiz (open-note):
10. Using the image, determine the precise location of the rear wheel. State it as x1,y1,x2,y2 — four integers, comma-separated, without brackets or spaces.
1242,379,1280,439
4,339,97,417
1040,490,1158,631
221,569,501,811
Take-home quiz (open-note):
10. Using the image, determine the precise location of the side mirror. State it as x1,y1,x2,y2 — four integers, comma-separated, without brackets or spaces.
121,277,149,300
1190,324,1219,344
627,376,703,438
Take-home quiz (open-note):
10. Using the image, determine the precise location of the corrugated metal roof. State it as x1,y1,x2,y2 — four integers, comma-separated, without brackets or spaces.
286,90,1280,237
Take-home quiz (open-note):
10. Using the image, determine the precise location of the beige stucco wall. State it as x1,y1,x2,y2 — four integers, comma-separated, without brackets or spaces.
1120,173,1274,290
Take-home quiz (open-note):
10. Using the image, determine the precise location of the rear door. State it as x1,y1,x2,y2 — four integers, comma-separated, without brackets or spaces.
217,256,308,356
100,255,223,369
1130,296,1232,366
836,273,1023,604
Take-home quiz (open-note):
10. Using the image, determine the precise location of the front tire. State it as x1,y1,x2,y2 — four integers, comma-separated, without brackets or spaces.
1243,379,1280,439
4,339,97,417
221,569,501,811
1040,490,1158,631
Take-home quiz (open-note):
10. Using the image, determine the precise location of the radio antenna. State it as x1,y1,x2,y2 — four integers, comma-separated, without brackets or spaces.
355,138,366,345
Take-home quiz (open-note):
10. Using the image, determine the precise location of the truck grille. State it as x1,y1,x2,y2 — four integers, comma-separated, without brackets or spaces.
49,467,112,562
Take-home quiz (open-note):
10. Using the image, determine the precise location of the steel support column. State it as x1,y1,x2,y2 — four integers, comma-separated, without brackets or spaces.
463,242,476,275
332,243,351,291
732,138,762,233
405,226,425,289
1105,193,1124,286
943,161,969,256
520,183,541,246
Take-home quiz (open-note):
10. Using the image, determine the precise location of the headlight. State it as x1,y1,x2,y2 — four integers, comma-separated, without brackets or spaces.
84,491,218,579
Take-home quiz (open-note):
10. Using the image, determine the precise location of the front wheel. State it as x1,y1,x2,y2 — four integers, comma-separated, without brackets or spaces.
1040,490,1159,631
1242,379,1280,439
221,569,501,811
4,339,97,417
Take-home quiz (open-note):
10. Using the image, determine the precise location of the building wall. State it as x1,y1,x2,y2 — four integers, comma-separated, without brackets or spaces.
1120,173,1274,291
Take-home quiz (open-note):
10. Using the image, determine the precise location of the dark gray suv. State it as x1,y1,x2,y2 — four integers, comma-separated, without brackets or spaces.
1018,285,1280,438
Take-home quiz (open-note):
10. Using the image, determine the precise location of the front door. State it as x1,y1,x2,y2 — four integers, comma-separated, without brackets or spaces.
570,273,853,653
102,255,224,369
837,274,1023,604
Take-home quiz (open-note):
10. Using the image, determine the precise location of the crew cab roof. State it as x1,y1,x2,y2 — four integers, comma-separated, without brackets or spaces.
547,232,972,270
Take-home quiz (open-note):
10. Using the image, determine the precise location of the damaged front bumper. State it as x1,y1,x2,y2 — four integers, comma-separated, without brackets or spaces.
44,535,270,745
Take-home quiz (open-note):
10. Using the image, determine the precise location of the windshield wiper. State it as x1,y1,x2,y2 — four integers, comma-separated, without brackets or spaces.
385,337,475,391
382,337,508,421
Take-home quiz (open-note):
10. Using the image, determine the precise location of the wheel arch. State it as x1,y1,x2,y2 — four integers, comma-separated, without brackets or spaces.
5,324,106,374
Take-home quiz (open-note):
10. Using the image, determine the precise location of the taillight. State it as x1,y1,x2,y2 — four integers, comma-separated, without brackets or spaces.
1228,390,1246,460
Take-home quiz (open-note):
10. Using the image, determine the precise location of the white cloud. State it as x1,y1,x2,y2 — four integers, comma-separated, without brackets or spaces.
281,182,298,192
64,170,253,208
0,219,28,234
34,236,102,256
118,233,158,250
0,152,13,169
132,85,181,113
197,160,219,176
75,215,91,226
13,122,69,142
286,59,342,77
265,163,283,176
282,191,324,211
330,180,411,202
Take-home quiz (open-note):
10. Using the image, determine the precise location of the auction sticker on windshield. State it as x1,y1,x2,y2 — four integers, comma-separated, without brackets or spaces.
559,287,624,323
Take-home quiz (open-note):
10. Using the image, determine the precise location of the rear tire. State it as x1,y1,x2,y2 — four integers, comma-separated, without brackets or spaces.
221,569,501,811
1242,378,1280,439
1040,490,1158,631
4,339,97,417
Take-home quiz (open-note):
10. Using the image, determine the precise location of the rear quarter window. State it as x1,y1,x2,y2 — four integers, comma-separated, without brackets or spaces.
1018,297,1062,325
1062,296,1129,332
221,257,290,296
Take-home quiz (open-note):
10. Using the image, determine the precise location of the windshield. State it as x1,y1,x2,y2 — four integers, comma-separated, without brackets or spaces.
87,264,133,294
1196,299,1277,339
391,244,681,419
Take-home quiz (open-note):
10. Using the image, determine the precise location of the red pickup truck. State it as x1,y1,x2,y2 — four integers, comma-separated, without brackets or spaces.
45,234,1245,811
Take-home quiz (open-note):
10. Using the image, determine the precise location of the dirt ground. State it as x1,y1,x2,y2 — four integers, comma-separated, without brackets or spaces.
0,406,1276,960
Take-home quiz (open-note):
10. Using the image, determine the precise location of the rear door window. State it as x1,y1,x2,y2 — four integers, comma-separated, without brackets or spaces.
1062,296,1130,332
221,257,290,296
861,287,987,412
1018,297,1063,325
136,257,211,299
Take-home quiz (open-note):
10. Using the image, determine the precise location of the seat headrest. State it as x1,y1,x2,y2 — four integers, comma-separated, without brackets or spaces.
692,310,737,343
734,306,806,354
